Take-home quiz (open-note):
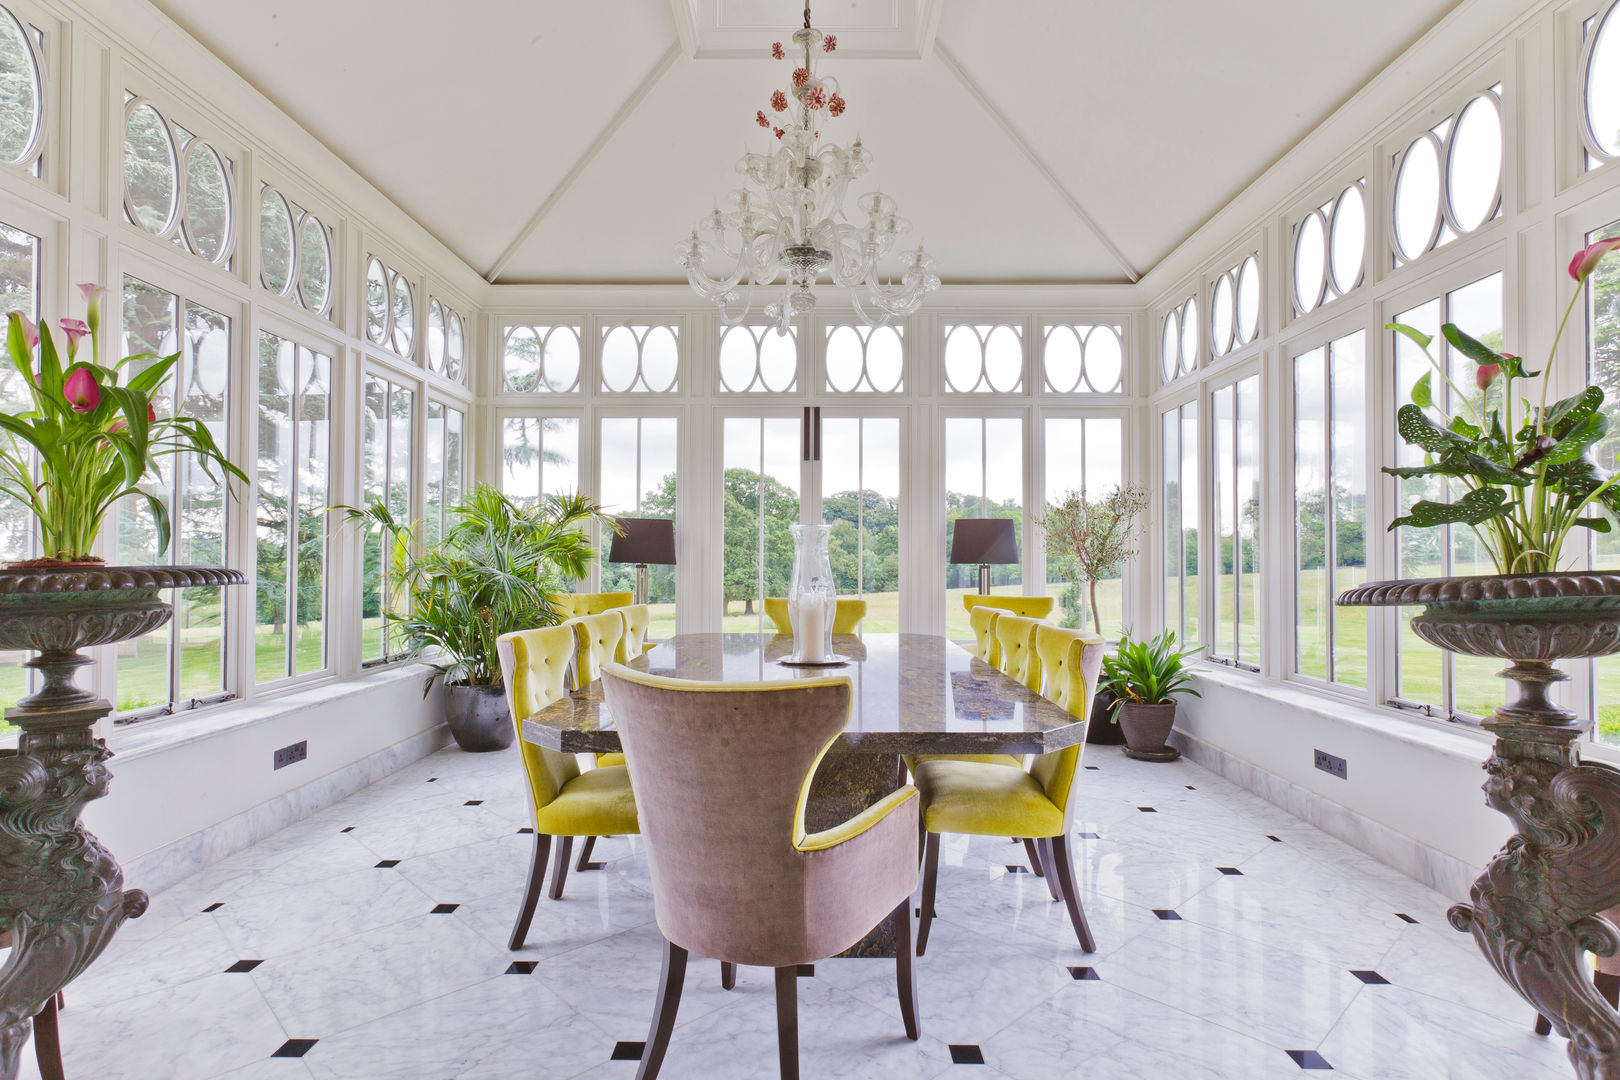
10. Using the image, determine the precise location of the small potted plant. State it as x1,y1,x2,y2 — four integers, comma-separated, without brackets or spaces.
1099,630,1201,762
339,485,605,752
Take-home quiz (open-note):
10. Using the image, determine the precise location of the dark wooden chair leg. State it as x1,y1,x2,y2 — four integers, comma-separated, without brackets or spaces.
1021,837,1045,877
1534,1012,1552,1035
636,939,688,1080
507,832,552,950
1048,834,1096,953
574,835,598,871
548,836,574,900
33,993,63,1080
1036,837,1063,902
721,961,736,990
916,832,941,957
774,965,800,1080
891,899,920,1040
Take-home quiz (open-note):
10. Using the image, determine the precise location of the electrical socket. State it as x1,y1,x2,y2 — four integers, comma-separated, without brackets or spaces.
273,741,308,770
1314,749,1347,780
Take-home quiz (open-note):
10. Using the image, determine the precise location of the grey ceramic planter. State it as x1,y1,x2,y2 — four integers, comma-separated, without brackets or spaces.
444,682,516,753
1116,701,1178,762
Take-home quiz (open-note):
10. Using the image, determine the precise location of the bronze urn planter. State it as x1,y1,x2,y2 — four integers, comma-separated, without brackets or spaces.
1116,701,1180,762
1338,571,1620,1080
0,564,244,1080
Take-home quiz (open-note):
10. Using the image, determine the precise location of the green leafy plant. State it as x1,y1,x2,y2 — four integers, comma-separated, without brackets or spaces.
1099,630,1202,716
0,286,245,562
1041,483,1150,637
1386,239,1620,573
338,485,606,689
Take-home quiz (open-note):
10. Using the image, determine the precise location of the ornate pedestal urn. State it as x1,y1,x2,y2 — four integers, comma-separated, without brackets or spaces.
1338,573,1620,1080
0,565,243,1080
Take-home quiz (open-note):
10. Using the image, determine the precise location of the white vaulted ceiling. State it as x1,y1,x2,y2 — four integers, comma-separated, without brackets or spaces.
150,0,1462,285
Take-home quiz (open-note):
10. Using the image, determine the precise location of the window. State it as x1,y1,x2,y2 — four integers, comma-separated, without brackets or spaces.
825,324,903,393
1293,180,1366,315
1588,218,1620,745
423,401,465,548
1043,323,1124,393
503,324,581,393
1210,258,1261,358
123,94,234,267
1391,274,1505,718
718,324,797,392
599,417,677,637
364,257,415,358
0,4,44,178
1583,2,1620,170
1212,376,1261,667
944,323,1022,393
822,418,901,631
1293,334,1366,688
601,323,678,393
721,417,801,631
255,333,331,683
0,219,36,733
425,299,466,382
1160,298,1198,382
1391,88,1503,267
259,186,332,317
1161,402,1199,646
1044,416,1125,639
360,373,415,661
944,416,1023,639
501,415,579,505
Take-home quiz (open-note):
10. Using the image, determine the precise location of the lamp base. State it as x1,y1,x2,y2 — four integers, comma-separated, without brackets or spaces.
634,564,649,607
977,564,990,595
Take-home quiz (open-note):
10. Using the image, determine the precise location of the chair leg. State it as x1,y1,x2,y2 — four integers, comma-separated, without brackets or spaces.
917,832,941,957
721,961,736,991
891,899,920,1040
636,939,688,1080
1035,837,1063,902
1022,837,1045,877
33,993,63,1080
1534,1012,1552,1036
548,836,574,900
1048,835,1096,953
507,833,552,950
574,835,598,872
774,965,800,1080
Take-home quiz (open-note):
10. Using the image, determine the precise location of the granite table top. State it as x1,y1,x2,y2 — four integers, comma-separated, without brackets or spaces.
520,632,1087,756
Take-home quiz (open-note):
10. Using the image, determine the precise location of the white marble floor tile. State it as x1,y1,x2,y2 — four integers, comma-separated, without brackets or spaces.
211,863,436,958
348,800,524,862
1375,920,1541,1026
1174,873,1411,969
395,829,548,904
1068,837,1227,910
67,911,241,1009
455,870,658,961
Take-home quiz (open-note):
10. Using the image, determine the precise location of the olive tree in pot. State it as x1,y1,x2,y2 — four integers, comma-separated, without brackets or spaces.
340,485,605,752
1099,631,1200,763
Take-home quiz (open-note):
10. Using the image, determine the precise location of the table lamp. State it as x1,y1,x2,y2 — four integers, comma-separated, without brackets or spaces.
608,517,677,605
948,518,1018,595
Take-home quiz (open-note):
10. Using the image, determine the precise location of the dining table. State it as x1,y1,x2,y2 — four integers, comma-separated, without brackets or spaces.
520,631,1090,956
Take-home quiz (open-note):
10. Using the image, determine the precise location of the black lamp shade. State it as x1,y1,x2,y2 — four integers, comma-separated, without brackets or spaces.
949,518,1018,564
608,517,677,565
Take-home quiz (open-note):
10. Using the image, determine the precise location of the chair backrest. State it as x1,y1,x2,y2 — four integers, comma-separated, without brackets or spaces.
496,625,580,814
994,613,1043,692
968,606,1003,667
550,591,634,618
961,594,1056,619
601,665,859,965
763,597,792,634
569,610,626,686
1031,624,1106,830
617,603,651,662
764,597,868,636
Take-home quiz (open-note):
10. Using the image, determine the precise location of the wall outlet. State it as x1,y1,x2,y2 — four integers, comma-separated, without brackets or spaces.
273,741,308,770
1313,749,1347,780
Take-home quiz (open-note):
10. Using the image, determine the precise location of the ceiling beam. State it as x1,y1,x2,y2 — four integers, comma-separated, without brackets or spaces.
916,0,943,60
485,42,682,283
667,0,697,59
934,44,1141,283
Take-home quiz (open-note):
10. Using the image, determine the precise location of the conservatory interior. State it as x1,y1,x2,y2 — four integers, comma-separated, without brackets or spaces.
5,0,1620,1077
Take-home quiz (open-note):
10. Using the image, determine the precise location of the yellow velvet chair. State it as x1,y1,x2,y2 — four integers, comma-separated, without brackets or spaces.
496,625,639,950
913,624,1104,955
550,591,634,618
968,605,1003,668
961,593,1056,620
993,613,1044,692
570,611,629,773
762,597,869,635
617,603,652,663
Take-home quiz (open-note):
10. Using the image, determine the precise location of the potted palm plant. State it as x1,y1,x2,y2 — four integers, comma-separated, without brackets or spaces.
1099,630,1200,762
340,485,605,752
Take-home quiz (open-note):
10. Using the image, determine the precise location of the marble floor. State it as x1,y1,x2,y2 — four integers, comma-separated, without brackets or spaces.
12,744,1572,1079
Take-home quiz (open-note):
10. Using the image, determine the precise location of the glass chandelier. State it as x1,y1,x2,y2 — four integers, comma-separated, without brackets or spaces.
676,3,941,335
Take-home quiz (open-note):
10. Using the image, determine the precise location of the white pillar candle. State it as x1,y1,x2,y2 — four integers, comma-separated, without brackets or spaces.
798,597,828,662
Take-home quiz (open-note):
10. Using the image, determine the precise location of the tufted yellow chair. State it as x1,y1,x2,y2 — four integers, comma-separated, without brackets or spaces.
961,594,1056,620
570,611,629,773
762,597,869,635
994,613,1043,693
913,625,1105,956
550,591,634,618
969,605,1003,668
617,604,652,663
496,625,639,950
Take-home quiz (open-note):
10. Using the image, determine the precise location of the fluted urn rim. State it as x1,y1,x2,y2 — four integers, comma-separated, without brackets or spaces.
0,564,244,596
1336,571,1620,608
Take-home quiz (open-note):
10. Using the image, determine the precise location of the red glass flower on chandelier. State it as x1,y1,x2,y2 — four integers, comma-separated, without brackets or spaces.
771,89,788,112
823,34,837,52
771,41,784,59
792,67,809,87
828,94,846,117
756,110,769,127
806,86,826,110
773,127,784,139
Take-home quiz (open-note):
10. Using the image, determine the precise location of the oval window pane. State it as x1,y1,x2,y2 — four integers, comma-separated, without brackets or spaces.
601,326,638,391
1161,312,1178,381
1395,135,1441,261
0,10,40,164
1329,185,1365,294
1210,275,1235,356
1085,327,1123,392
543,327,577,392
758,328,796,391
390,275,413,355
1236,256,1260,343
427,300,446,373
1589,6,1620,158
944,326,982,391
1294,211,1326,313
183,142,230,263
364,258,388,343
447,312,465,381
1448,95,1501,232
642,326,678,391
866,326,902,391
1044,325,1082,392
298,214,331,312
124,103,177,233
983,325,1021,392
260,188,294,295
718,326,756,390
825,326,862,391
504,326,539,391
194,319,229,398
1179,298,1198,372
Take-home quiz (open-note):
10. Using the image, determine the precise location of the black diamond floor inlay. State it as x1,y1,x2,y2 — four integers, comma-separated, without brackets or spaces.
518,827,535,834
1066,966,1099,981
464,799,483,806
611,1041,645,1061
431,903,460,914
506,961,538,975
1152,909,1182,921
1217,866,1243,876
375,860,400,869
340,826,355,833
426,777,438,783
1286,1049,1333,1069
1077,831,1100,839
1084,764,1099,770
1185,785,1196,790
1005,865,1030,874
1267,834,1282,842
272,1039,318,1058
797,964,815,977
224,960,263,973
949,1044,986,1065
1395,912,1419,924
201,902,224,912
1350,970,1390,984
1137,806,1157,813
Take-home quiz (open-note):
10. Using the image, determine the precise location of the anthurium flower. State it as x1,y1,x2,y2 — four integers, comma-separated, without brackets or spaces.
59,318,89,358
1568,237,1620,281
1476,362,1500,390
63,366,99,412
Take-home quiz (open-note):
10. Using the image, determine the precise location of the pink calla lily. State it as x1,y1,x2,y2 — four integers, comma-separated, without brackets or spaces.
59,318,89,359
8,311,37,351
63,366,100,413
1568,237,1620,281
1476,363,1500,390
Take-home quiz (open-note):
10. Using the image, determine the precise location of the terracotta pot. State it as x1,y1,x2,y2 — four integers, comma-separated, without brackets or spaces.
1116,701,1177,761
1086,691,1126,745
444,682,515,753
